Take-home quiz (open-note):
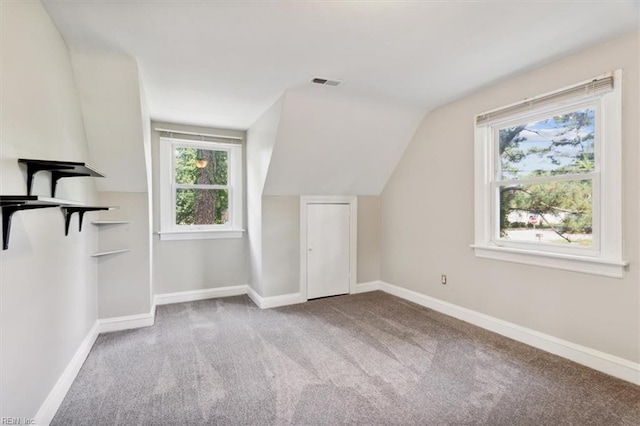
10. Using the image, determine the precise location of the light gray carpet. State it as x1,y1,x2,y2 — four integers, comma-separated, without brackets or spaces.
52,291,640,425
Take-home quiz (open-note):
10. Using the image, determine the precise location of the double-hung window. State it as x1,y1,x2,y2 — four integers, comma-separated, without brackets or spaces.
159,136,243,240
473,70,627,277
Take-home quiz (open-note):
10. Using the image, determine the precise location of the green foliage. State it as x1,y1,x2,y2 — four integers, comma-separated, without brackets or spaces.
504,180,592,234
499,110,594,242
175,147,229,225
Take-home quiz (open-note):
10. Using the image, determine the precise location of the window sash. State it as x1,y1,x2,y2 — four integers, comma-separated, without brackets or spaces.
494,171,598,187
172,187,233,229
488,99,601,255
171,141,231,229
160,136,243,236
174,183,228,190
173,146,230,186
491,176,600,255
492,100,600,182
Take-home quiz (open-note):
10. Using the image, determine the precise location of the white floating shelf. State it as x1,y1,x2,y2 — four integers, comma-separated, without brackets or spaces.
42,197,85,206
91,220,131,225
91,249,130,257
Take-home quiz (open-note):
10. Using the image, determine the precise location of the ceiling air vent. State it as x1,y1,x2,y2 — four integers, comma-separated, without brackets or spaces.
311,77,342,87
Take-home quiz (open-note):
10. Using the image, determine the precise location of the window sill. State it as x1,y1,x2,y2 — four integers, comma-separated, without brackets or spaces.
159,229,245,241
471,244,628,278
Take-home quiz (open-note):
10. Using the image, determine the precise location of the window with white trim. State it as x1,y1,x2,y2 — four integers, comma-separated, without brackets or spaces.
159,137,243,240
473,70,627,277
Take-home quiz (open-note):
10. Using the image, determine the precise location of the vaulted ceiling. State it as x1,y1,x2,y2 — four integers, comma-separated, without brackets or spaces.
43,1,638,130
41,1,638,196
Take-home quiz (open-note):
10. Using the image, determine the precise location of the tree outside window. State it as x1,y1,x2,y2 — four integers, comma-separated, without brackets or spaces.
174,147,229,226
497,108,595,246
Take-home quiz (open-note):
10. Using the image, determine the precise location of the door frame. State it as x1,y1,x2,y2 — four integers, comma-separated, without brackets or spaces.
300,196,358,301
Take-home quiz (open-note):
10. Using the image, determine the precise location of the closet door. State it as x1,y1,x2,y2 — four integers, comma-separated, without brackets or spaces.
306,203,350,299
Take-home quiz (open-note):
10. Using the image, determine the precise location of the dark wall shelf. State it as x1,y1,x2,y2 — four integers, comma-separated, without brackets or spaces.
62,206,115,235
0,196,62,250
2,159,114,251
18,159,105,197
0,195,39,206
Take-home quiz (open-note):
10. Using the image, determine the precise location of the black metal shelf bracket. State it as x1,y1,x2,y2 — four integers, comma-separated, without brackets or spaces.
1,198,61,250
22,163,73,196
2,160,112,251
18,159,105,197
51,171,91,199
62,207,112,236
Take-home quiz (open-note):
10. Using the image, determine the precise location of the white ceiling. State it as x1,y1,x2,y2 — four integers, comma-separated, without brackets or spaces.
43,1,638,130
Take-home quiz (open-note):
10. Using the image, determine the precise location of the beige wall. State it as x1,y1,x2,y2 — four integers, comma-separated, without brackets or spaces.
150,122,249,294
380,32,639,363
96,192,151,318
357,196,380,283
0,2,99,418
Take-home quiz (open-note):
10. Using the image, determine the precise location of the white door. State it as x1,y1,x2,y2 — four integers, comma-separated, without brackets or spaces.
306,203,350,299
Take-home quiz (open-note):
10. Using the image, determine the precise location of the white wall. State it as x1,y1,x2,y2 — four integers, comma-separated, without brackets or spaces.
380,32,640,363
251,88,404,297
263,86,424,196
69,49,154,318
70,50,149,193
150,121,249,294
250,92,387,298
0,1,98,418
262,196,300,297
96,192,151,318
260,195,380,297
246,97,285,295
139,81,154,305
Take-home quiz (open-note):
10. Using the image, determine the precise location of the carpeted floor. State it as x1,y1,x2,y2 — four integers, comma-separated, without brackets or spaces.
52,291,640,425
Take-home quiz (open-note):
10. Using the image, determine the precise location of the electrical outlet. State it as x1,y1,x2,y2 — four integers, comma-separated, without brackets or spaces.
440,274,447,285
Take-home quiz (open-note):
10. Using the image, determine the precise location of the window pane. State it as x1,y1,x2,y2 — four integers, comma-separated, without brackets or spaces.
174,147,228,185
499,108,595,180
176,188,229,225
499,180,592,246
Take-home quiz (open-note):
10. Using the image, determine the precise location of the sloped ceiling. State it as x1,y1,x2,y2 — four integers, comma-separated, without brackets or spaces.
42,1,638,130
42,1,638,196
263,86,423,195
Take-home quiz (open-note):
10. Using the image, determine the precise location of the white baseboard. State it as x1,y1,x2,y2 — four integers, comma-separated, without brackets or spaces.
97,310,155,334
379,281,640,386
34,322,100,426
353,281,382,293
246,286,261,307
154,285,248,306
247,286,306,309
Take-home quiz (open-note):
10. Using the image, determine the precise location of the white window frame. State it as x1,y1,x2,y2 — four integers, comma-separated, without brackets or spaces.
472,70,627,278
159,137,243,240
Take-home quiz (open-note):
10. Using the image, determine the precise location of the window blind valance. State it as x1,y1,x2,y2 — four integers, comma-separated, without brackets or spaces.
155,128,243,145
476,75,614,125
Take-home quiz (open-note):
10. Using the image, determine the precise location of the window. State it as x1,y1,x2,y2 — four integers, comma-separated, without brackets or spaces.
159,136,243,240
473,70,627,277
